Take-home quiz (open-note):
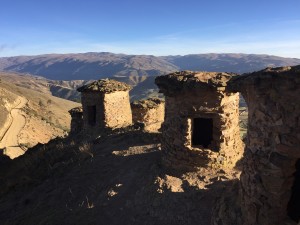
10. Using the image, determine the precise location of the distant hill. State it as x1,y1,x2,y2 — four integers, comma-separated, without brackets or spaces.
0,52,178,80
1,53,300,103
0,72,88,102
0,71,163,102
0,52,300,81
163,53,300,73
0,74,80,152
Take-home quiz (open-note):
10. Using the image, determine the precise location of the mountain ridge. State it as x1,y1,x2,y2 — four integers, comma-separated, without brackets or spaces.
1,52,300,81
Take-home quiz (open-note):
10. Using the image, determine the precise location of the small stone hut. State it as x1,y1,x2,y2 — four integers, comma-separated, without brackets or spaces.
131,98,165,132
68,106,83,134
228,66,300,225
155,71,243,170
77,79,132,132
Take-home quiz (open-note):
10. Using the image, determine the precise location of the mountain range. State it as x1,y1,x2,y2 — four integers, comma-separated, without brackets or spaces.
1,52,300,102
1,52,300,81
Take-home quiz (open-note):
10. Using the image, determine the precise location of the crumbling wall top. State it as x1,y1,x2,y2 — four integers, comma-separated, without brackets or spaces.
155,71,237,96
131,98,165,109
77,79,132,93
228,65,300,92
68,106,83,115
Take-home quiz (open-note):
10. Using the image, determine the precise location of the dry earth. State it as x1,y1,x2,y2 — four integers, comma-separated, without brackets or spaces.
0,131,241,225
0,78,80,158
0,97,28,158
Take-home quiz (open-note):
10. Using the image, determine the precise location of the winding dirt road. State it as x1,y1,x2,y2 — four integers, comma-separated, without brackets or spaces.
0,97,28,159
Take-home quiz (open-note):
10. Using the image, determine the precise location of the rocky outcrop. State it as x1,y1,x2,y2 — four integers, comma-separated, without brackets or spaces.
155,71,243,171
131,98,165,132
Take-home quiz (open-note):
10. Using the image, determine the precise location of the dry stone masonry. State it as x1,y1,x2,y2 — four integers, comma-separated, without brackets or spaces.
228,66,300,225
71,68,299,225
68,106,83,134
77,79,132,134
155,71,243,171
131,98,165,132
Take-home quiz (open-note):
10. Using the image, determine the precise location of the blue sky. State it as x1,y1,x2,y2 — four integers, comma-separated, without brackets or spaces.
0,0,300,58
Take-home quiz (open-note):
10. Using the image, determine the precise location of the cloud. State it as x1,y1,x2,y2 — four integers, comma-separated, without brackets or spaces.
0,44,9,52
0,44,17,53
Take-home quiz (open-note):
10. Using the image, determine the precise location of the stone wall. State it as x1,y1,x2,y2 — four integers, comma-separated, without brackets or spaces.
161,90,242,170
131,98,165,132
81,91,132,132
227,66,300,225
78,79,132,134
155,71,244,171
81,92,105,133
103,91,132,129
69,106,83,134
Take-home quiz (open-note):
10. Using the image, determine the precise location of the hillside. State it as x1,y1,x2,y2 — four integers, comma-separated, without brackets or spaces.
0,53,300,81
0,71,160,102
163,53,300,73
0,52,178,80
0,72,90,102
0,77,80,158
1,53,299,103
0,130,240,225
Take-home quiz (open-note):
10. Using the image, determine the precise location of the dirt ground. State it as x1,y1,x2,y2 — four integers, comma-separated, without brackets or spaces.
0,97,27,158
0,80,80,159
0,130,241,225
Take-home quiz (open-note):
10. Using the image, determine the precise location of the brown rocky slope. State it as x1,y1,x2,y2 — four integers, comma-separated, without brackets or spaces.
0,78,80,157
0,130,241,225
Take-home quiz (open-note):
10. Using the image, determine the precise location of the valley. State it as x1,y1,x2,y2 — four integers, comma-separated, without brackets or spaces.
0,77,80,158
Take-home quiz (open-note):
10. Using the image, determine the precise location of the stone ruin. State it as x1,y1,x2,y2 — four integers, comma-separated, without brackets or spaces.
77,79,132,133
68,106,83,134
155,71,243,171
131,98,165,132
71,67,299,224
224,66,300,225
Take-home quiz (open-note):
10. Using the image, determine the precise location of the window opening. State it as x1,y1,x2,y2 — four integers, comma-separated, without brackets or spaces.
87,105,96,126
192,118,213,148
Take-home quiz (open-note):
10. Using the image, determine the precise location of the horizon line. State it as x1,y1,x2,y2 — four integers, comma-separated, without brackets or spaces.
1,51,300,59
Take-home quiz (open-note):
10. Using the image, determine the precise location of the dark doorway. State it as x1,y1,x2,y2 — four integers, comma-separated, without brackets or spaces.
287,159,300,222
192,118,213,148
87,105,96,126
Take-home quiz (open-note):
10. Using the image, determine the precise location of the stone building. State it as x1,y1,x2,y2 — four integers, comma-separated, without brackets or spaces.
226,66,300,225
155,71,243,171
68,106,83,134
131,98,165,132
77,79,132,133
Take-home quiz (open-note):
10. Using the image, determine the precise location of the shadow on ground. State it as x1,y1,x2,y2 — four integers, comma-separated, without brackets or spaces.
0,130,241,225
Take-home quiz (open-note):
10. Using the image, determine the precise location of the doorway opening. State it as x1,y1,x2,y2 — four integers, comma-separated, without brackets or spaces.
191,118,213,148
87,105,96,126
287,159,300,222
